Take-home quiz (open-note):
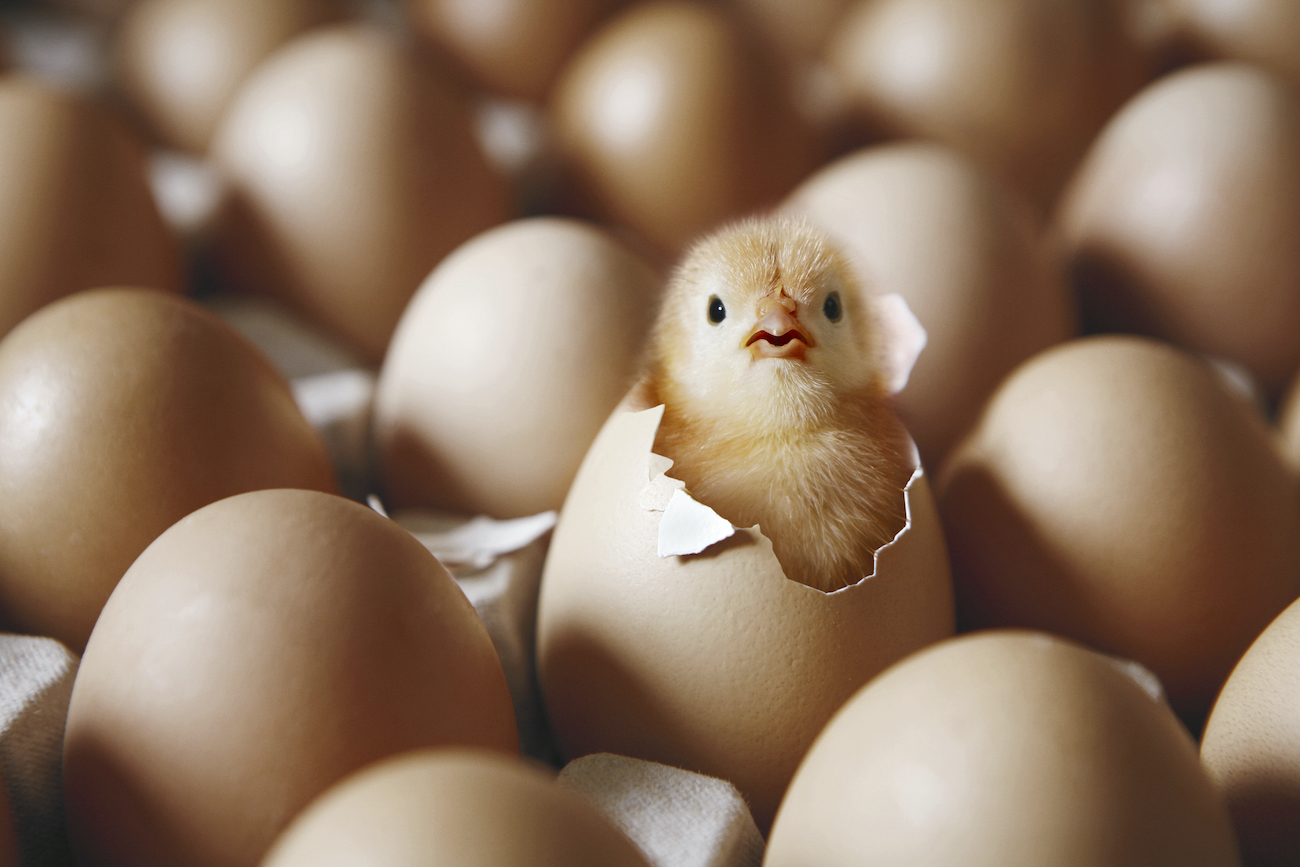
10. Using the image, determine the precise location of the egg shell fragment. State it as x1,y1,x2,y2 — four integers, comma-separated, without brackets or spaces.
63,489,518,867
536,402,953,831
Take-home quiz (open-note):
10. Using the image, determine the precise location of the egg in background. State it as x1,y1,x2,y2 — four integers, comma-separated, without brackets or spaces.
1156,0,1300,86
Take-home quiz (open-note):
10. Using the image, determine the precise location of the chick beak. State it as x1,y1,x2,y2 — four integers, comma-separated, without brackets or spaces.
745,292,813,360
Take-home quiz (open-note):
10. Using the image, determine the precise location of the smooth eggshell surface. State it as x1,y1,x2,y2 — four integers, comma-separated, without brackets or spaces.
1201,596,1300,867
63,489,518,867
373,217,660,518
0,77,180,341
212,24,511,363
0,287,336,653
263,748,651,867
1161,0,1300,86
765,631,1241,867
937,335,1300,726
536,403,953,831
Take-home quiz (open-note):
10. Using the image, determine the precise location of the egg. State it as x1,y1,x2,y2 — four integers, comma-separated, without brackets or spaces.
536,401,953,830
0,287,336,652
63,489,518,867
1278,370,1300,477
1058,61,1300,395
1201,595,1300,867
1159,0,1300,86
937,335,1300,727
766,630,1241,866
825,0,1150,207
115,0,341,154
0,77,180,341
549,0,819,255
782,141,1076,469
726,0,853,60
263,748,651,867
373,217,660,518
212,23,512,363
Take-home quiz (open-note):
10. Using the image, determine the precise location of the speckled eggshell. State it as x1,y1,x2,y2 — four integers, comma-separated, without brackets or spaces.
536,401,954,831
63,489,519,867
782,142,1076,469
0,77,180,341
263,748,651,867
765,631,1241,866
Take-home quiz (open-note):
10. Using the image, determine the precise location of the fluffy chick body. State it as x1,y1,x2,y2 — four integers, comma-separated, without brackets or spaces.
638,217,914,592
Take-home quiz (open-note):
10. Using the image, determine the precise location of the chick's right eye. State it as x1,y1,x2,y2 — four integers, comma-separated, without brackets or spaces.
707,295,726,324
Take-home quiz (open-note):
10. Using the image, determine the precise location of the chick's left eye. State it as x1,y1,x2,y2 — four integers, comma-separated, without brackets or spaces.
708,295,726,324
823,291,842,322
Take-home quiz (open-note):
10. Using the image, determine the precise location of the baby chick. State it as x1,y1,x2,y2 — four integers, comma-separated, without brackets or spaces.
636,216,914,592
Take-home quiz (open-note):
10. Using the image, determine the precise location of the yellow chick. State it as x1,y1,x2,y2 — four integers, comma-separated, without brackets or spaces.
635,216,914,592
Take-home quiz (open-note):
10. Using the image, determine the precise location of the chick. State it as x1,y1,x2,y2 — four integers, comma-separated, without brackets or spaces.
636,217,914,592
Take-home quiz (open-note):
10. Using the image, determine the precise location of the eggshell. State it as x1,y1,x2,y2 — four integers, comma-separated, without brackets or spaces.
550,0,819,254
0,288,336,653
782,142,1076,468
1058,61,1300,394
937,335,1300,726
766,630,1241,866
726,0,853,59
373,217,660,518
1278,370,1300,476
406,0,614,100
63,489,518,867
1201,596,1300,867
536,402,954,831
825,0,1149,207
0,77,180,341
1160,0,1300,85
115,0,340,153
263,748,650,867
212,24,512,363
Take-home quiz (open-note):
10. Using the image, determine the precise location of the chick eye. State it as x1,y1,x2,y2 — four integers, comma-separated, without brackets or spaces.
707,295,726,324
823,291,842,323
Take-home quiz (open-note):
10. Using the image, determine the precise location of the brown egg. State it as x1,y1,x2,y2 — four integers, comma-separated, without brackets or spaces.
1160,0,1300,85
1201,596,1300,867
726,0,853,59
373,217,661,518
63,489,518,867
937,335,1300,727
550,0,819,255
826,0,1149,207
406,0,615,100
0,288,336,652
0,77,180,341
782,142,1076,469
766,631,1240,866
212,24,512,363
115,0,340,153
1278,370,1300,475
1058,62,1300,395
264,748,650,867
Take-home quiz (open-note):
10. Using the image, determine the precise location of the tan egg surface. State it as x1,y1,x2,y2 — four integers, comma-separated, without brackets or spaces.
63,489,518,867
264,748,651,867
782,142,1075,468
374,217,660,518
1161,0,1300,85
0,287,336,652
1201,596,1300,867
536,401,953,831
1058,61,1300,394
937,335,1300,726
765,630,1241,866
212,24,511,363
0,77,180,341
1278,370,1300,476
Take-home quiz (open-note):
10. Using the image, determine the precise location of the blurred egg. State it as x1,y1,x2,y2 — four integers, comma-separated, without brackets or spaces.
373,217,660,518
826,0,1150,207
1160,0,1300,85
1201,595,1300,867
0,77,180,341
550,0,819,254
726,0,853,60
0,288,336,652
212,24,512,363
406,0,615,100
1058,61,1300,395
1278,370,1300,476
537,401,953,830
264,748,651,867
116,0,341,154
782,142,1076,468
766,630,1240,866
63,489,518,867
937,335,1300,726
